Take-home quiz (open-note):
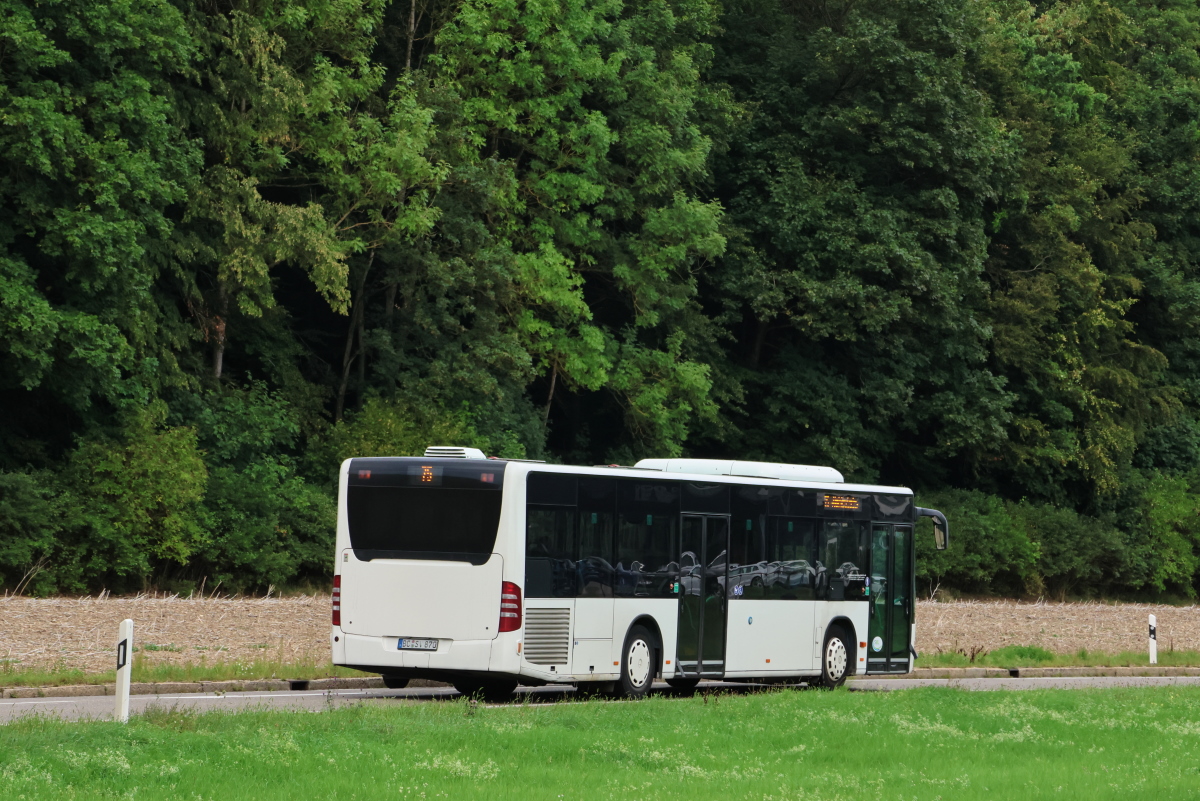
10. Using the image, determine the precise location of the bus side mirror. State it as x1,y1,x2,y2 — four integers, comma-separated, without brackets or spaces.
915,507,949,551
933,518,947,551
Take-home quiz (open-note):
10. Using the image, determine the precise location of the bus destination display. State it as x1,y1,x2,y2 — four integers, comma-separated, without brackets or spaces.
823,494,861,511
408,464,443,485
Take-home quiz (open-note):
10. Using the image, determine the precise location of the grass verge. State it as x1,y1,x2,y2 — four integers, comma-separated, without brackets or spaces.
916,643,1200,669
3,686,1199,799
0,654,363,689
5,641,1198,689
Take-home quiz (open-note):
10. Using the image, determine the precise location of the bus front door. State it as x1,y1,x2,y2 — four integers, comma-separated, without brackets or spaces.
677,514,730,678
867,523,913,673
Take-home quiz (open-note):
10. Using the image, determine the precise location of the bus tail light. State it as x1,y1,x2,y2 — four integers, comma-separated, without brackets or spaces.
332,575,342,627
499,581,522,632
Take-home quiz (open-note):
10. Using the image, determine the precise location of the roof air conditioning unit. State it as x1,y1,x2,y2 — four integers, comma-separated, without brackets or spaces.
424,446,488,459
634,458,844,483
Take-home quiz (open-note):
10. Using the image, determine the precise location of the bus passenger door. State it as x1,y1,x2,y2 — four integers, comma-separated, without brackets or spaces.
867,523,913,673
676,514,730,678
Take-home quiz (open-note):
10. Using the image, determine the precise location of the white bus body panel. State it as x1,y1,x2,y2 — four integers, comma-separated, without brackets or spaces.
723,600,815,675
574,597,614,639
340,551,503,641
570,596,615,679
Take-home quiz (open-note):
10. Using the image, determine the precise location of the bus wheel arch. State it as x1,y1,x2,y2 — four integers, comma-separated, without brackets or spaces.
626,615,664,676
819,617,857,688
616,617,662,699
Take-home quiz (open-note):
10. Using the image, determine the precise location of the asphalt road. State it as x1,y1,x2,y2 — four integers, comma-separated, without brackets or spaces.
7,675,1200,724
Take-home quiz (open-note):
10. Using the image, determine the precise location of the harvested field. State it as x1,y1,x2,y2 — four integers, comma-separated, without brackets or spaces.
1,595,1198,673
1,594,330,674
917,599,1200,656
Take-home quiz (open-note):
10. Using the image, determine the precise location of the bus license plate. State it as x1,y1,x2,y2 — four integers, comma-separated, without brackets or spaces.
398,638,438,651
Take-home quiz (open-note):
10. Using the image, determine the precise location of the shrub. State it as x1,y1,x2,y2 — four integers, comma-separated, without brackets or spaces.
61,403,208,591
915,489,1040,596
0,470,81,594
312,395,528,480
174,384,335,592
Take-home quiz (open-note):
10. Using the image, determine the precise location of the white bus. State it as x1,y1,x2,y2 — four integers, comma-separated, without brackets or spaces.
330,447,948,700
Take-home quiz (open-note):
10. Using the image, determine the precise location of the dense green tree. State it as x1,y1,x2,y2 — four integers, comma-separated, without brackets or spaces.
366,0,731,458
0,0,201,465
976,0,1171,504
702,0,1012,482
8,0,1200,596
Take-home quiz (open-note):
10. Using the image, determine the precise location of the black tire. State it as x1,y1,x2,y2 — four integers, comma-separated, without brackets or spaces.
616,625,657,699
454,679,518,702
381,675,409,690
665,677,700,692
818,625,852,689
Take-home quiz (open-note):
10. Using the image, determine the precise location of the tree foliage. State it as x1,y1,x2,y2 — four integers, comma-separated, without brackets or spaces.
4,0,1200,597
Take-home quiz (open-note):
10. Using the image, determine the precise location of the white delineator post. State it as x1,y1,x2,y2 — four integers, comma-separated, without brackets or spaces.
1149,614,1157,666
115,618,133,723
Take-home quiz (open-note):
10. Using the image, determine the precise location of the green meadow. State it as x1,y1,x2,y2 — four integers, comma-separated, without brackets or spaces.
3,686,1197,800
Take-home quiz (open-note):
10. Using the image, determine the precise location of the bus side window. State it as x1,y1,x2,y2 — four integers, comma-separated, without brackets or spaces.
729,486,767,599
616,480,679,598
578,477,616,598
766,518,816,600
820,520,864,600
526,506,576,598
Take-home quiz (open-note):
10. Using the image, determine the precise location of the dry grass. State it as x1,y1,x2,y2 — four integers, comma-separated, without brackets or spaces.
916,599,1200,657
0,593,330,674
2,595,1197,674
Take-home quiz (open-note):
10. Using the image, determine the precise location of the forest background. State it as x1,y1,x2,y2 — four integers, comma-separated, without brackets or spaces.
4,0,1200,600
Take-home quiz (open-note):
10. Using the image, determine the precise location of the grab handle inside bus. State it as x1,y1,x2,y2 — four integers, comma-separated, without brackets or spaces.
915,507,949,550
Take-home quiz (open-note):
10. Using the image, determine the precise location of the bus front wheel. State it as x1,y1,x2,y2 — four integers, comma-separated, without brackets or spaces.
617,625,656,699
818,625,851,689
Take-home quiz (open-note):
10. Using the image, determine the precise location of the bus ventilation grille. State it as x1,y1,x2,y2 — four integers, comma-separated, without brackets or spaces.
523,607,571,665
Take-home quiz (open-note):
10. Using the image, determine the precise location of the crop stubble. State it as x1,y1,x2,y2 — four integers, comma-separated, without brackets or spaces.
0,596,1196,673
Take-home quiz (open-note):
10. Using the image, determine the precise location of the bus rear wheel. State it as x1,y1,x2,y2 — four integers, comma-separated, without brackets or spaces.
616,625,656,699
454,679,518,702
818,625,851,689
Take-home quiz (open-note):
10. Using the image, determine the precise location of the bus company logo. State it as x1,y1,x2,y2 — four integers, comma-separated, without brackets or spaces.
872,636,883,652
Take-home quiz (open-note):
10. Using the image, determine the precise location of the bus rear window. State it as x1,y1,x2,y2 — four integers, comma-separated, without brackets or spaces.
348,486,502,563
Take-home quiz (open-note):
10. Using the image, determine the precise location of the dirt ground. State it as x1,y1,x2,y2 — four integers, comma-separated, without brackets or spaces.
916,599,1200,657
1,595,1196,674
1,594,331,674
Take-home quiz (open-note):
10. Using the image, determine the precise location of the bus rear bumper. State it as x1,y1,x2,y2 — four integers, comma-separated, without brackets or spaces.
337,632,494,674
